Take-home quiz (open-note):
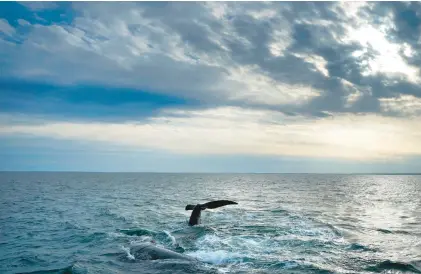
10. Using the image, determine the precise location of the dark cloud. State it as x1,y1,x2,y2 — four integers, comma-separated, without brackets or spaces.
369,2,421,65
386,2,421,44
1,1,421,121
0,78,203,123
283,1,340,21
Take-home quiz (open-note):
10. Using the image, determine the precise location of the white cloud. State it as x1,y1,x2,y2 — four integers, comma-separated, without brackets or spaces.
0,19,15,37
345,90,363,108
380,95,421,116
1,107,420,160
205,2,228,20
17,19,30,26
1,2,321,108
19,2,58,11
248,8,278,20
225,65,321,105
341,79,365,108
293,53,329,77
339,1,369,19
269,28,292,57
2,1,421,129
342,8,421,83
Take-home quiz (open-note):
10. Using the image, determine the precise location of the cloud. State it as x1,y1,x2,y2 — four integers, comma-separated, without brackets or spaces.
2,1,419,117
1,107,420,161
0,2,331,112
17,19,30,26
342,9,420,83
0,78,197,122
19,1,59,11
0,19,15,36
1,2,421,169
379,95,421,116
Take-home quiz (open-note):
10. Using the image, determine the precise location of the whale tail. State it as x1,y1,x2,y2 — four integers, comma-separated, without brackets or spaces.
185,204,196,210
185,200,237,211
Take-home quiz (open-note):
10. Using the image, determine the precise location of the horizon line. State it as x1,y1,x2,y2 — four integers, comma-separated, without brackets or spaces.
1,171,420,175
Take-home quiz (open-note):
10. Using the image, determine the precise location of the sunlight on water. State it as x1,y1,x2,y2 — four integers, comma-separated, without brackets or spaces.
1,173,420,273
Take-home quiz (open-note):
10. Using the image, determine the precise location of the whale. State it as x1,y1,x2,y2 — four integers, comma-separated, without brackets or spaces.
127,200,238,261
185,200,238,226
130,243,196,261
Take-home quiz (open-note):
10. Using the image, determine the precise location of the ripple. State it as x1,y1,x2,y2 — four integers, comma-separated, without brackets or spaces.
118,228,157,237
346,243,378,252
2,173,421,274
376,228,412,235
16,264,75,274
365,260,421,273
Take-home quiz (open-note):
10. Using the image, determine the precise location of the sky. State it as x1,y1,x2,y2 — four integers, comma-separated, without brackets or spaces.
1,1,421,173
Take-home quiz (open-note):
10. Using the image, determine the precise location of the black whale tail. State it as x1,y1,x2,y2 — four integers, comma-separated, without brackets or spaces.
185,200,238,211
185,204,196,210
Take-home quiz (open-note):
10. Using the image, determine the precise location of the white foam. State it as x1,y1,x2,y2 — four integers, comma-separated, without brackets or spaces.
106,232,123,239
187,250,243,265
197,234,224,246
163,230,177,246
129,236,152,246
121,245,135,260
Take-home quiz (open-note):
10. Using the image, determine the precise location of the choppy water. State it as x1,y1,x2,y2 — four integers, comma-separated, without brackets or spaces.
1,172,420,274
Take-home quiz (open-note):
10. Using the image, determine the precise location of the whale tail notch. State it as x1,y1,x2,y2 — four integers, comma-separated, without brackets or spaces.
185,200,237,211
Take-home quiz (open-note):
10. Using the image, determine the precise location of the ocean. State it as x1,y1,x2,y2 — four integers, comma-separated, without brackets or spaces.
1,172,420,273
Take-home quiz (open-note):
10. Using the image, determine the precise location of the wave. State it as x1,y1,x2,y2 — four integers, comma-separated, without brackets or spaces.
136,260,217,274
79,231,108,243
121,246,135,261
346,243,378,252
267,261,336,273
118,228,157,237
16,264,75,274
97,207,130,222
186,249,248,265
163,230,177,246
376,228,412,235
365,260,421,273
270,209,290,214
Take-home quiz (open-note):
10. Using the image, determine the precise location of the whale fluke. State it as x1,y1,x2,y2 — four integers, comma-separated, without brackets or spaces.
185,204,196,210
185,200,238,226
202,200,238,209
185,200,237,211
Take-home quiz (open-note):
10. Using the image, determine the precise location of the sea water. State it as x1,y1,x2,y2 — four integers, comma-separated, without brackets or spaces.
1,172,420,273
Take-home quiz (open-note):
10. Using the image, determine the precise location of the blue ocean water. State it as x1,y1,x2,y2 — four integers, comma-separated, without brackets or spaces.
1,172,420,274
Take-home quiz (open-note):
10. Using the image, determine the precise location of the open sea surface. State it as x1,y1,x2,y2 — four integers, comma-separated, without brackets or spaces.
1,172,420,273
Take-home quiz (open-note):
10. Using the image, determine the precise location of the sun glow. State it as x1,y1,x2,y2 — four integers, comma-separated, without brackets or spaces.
1,108,421,161
346,25,420,83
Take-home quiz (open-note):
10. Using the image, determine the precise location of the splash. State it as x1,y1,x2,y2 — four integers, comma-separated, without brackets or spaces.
120,246,135,261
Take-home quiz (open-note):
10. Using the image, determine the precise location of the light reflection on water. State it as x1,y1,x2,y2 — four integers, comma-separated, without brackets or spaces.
0,172,420,273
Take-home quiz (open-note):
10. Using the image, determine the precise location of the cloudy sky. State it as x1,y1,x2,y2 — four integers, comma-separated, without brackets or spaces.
1,1,421,172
